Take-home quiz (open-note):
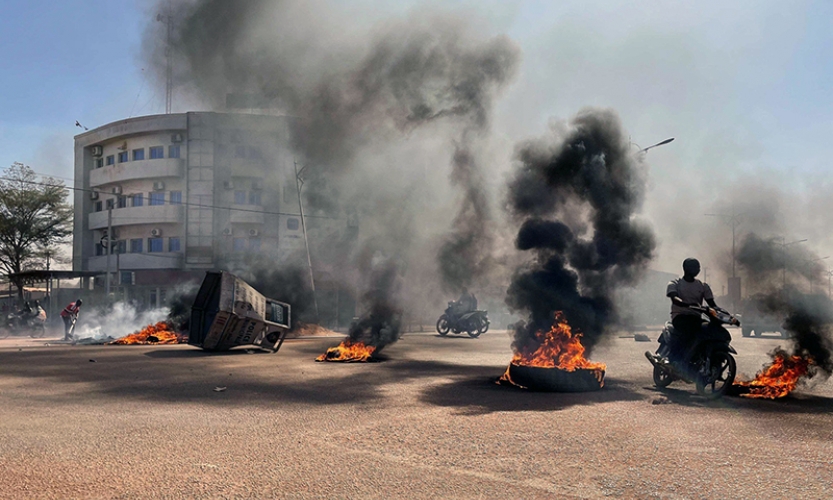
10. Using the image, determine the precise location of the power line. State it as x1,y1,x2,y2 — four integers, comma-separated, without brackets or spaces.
0,176,340,220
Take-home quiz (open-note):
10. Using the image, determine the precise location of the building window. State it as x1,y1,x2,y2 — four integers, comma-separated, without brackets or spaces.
233,238,246,252
169,145,180,158
169,191,182,204
94,201,103,212
118,151,129,163
149,192,165,206
287,218,299,230
105,198,115,210
234,190,246,205
169,237,181,252
120,271,133,285
117,196,127,209
130,239,143,253
148,238,163,252
132,194,143,207
248,191,261,205
249,237,261,251
234,145,247,158
132,149,144,161
106,155,115,166
95,244,104,256
117,240,126,254
94,158,103,169
149,146,164,159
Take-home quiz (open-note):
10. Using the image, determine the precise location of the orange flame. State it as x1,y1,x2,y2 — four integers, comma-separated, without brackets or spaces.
499,312,606,385
111,321,181,345
734,351,813,399
315,340,376,362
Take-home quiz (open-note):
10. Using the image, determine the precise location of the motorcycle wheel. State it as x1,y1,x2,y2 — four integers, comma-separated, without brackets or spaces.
478,318,489,335
695,351,736,399
467,327,481,338
652,364,674,388
0,328,9,339
436,315,450,336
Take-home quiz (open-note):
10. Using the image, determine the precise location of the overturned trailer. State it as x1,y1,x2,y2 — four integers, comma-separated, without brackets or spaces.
189,271,291,352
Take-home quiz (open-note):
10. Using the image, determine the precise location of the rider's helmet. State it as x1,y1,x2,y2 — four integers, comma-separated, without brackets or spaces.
683,258,701,277
76,298,83,306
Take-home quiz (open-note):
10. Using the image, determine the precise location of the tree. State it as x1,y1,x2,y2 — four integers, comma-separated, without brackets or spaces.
0,163,73,305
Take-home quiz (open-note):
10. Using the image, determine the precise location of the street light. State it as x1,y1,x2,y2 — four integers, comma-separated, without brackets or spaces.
780,237,808,290
803,256,829,294
629,137,675,156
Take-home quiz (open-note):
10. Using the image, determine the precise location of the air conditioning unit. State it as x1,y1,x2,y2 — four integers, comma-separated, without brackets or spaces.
222,228,233,236
90,190,99,200
248,229,260,237
91,145,103,157
223,181,235,190
251,181,263,191
151,228,162,237
112,186,122,195
153,181,165,191
171,133,183,143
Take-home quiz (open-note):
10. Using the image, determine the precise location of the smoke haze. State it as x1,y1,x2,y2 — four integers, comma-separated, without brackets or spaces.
737,233,833,377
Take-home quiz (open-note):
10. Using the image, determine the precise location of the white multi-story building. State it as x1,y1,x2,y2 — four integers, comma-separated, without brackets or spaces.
73,112,317,308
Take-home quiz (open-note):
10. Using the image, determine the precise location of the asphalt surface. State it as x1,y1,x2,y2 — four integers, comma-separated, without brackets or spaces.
1,329,832,499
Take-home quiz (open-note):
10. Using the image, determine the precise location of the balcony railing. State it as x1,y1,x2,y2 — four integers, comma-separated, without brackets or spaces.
87,252,183,271
89,204,184,230
90,158,184,188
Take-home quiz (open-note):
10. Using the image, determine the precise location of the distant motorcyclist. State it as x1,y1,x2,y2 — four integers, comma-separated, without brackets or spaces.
60,298,82,341
666,258,719,364
455,287,477,316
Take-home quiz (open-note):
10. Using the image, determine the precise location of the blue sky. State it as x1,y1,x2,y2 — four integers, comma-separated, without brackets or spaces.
1,0,832,271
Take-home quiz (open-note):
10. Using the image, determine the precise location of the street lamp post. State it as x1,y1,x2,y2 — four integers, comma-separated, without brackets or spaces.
780,237,808,290
803,256,829,294
629,137,675,156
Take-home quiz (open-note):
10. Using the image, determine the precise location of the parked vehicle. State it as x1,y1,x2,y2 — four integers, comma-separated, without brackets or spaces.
645,305,740,399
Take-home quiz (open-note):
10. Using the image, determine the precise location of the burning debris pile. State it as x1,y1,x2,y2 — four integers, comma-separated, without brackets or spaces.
501,109,655,390
729,234,833,398
111,322,182,345
499,312,606,391
733,348,814,399
316,257,402,363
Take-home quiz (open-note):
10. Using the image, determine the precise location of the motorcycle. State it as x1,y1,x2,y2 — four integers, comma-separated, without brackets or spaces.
436,302,490,338
645,305,740,399
6,308,47,338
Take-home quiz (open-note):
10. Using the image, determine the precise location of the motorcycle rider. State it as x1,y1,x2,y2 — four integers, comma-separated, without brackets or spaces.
665,258,719,366
455,287,477,317
60,298,82,341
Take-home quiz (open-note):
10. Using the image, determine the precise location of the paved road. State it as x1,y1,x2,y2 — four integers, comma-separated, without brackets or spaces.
1,329,831,499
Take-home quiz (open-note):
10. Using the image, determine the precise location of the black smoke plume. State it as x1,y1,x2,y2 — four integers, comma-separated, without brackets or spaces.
344,254,403,351
505,108,655,352
146,1,520,341
737,233,833,376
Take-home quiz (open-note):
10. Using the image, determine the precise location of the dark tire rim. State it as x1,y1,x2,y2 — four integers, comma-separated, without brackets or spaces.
696,351,736,399
653,365,673,388
436,316,450,336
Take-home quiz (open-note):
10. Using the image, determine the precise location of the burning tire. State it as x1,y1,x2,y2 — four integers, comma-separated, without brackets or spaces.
436,315,450,336
695,351,736,399
506,363,604,392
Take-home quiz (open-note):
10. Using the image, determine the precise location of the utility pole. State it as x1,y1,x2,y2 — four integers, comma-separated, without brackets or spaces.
105,206,113,297
827,269,833,298
295,161,319,321
706,208,744,310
